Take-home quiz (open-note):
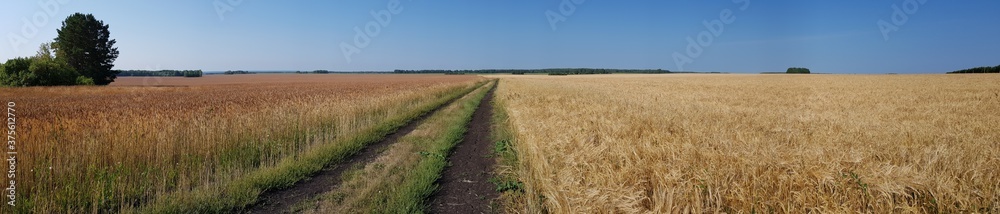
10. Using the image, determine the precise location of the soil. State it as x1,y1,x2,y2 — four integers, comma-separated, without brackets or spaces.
242,88,474,214
427,84,500,214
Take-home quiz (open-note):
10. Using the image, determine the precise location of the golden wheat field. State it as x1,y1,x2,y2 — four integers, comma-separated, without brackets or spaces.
0,74,481,212
492,74,1000,213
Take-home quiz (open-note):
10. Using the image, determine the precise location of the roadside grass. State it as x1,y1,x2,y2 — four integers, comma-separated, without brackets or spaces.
135,80,487,213
488,79,535,213
301,80,495,213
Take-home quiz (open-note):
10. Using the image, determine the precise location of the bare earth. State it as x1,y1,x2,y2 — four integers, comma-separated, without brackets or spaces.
428,84,500,214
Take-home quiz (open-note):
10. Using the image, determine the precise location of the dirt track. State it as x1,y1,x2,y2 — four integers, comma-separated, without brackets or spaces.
427,83,499,213
244,87,475,214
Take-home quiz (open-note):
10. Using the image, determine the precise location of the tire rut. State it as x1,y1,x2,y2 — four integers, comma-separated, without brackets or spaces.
243,85,482,214
427,82,499,214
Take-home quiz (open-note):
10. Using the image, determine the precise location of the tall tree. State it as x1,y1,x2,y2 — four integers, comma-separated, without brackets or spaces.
36,42,54,60
54,13,119,85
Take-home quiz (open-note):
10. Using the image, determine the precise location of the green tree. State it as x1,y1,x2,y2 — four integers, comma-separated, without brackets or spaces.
183,70,203,77
54,13,120,85
36,42,55,60
948,65,1000,73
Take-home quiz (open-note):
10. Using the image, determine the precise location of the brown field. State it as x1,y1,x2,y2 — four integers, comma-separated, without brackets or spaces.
0,74,481,212
110,73,470,86
492,74,1000,213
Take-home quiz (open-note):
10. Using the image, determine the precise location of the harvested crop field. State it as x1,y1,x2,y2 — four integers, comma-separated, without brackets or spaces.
0,74,482,213
492,74,1000,213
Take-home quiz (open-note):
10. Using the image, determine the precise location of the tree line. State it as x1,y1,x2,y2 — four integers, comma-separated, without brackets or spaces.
223,70,254,75
948,65,1000,74
118,70,203,77
1,13,119,86
394,68,669,75
786,67,811,74
295,70,330,74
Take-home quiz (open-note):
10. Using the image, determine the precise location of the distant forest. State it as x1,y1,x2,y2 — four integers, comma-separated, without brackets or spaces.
394,68,669,75
948,65,1000,74
117,70,203,77
223,70,255,75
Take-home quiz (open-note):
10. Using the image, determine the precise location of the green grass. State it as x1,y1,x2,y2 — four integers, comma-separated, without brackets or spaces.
301,80,495,213
487,80,533,213
134,81,487,213
357,80,493,213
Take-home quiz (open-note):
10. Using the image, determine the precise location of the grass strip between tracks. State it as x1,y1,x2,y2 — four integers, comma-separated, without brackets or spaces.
297,80,495,213
137,80,487,213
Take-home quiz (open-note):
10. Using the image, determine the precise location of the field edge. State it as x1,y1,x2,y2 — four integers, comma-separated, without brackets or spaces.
135,79,488,213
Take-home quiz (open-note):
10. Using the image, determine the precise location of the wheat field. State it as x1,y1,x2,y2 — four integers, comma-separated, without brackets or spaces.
492,74,1000,213
0,74,481,212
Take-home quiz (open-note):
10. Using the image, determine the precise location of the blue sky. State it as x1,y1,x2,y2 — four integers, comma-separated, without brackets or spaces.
1,0,998,73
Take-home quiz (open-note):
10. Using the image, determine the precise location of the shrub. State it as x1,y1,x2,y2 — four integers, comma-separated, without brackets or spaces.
76,76,95,85
1,57,84,86
29,58,80,86
0,57,36,86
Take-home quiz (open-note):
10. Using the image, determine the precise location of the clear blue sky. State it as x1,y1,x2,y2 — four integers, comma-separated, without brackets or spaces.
2,0,998,73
